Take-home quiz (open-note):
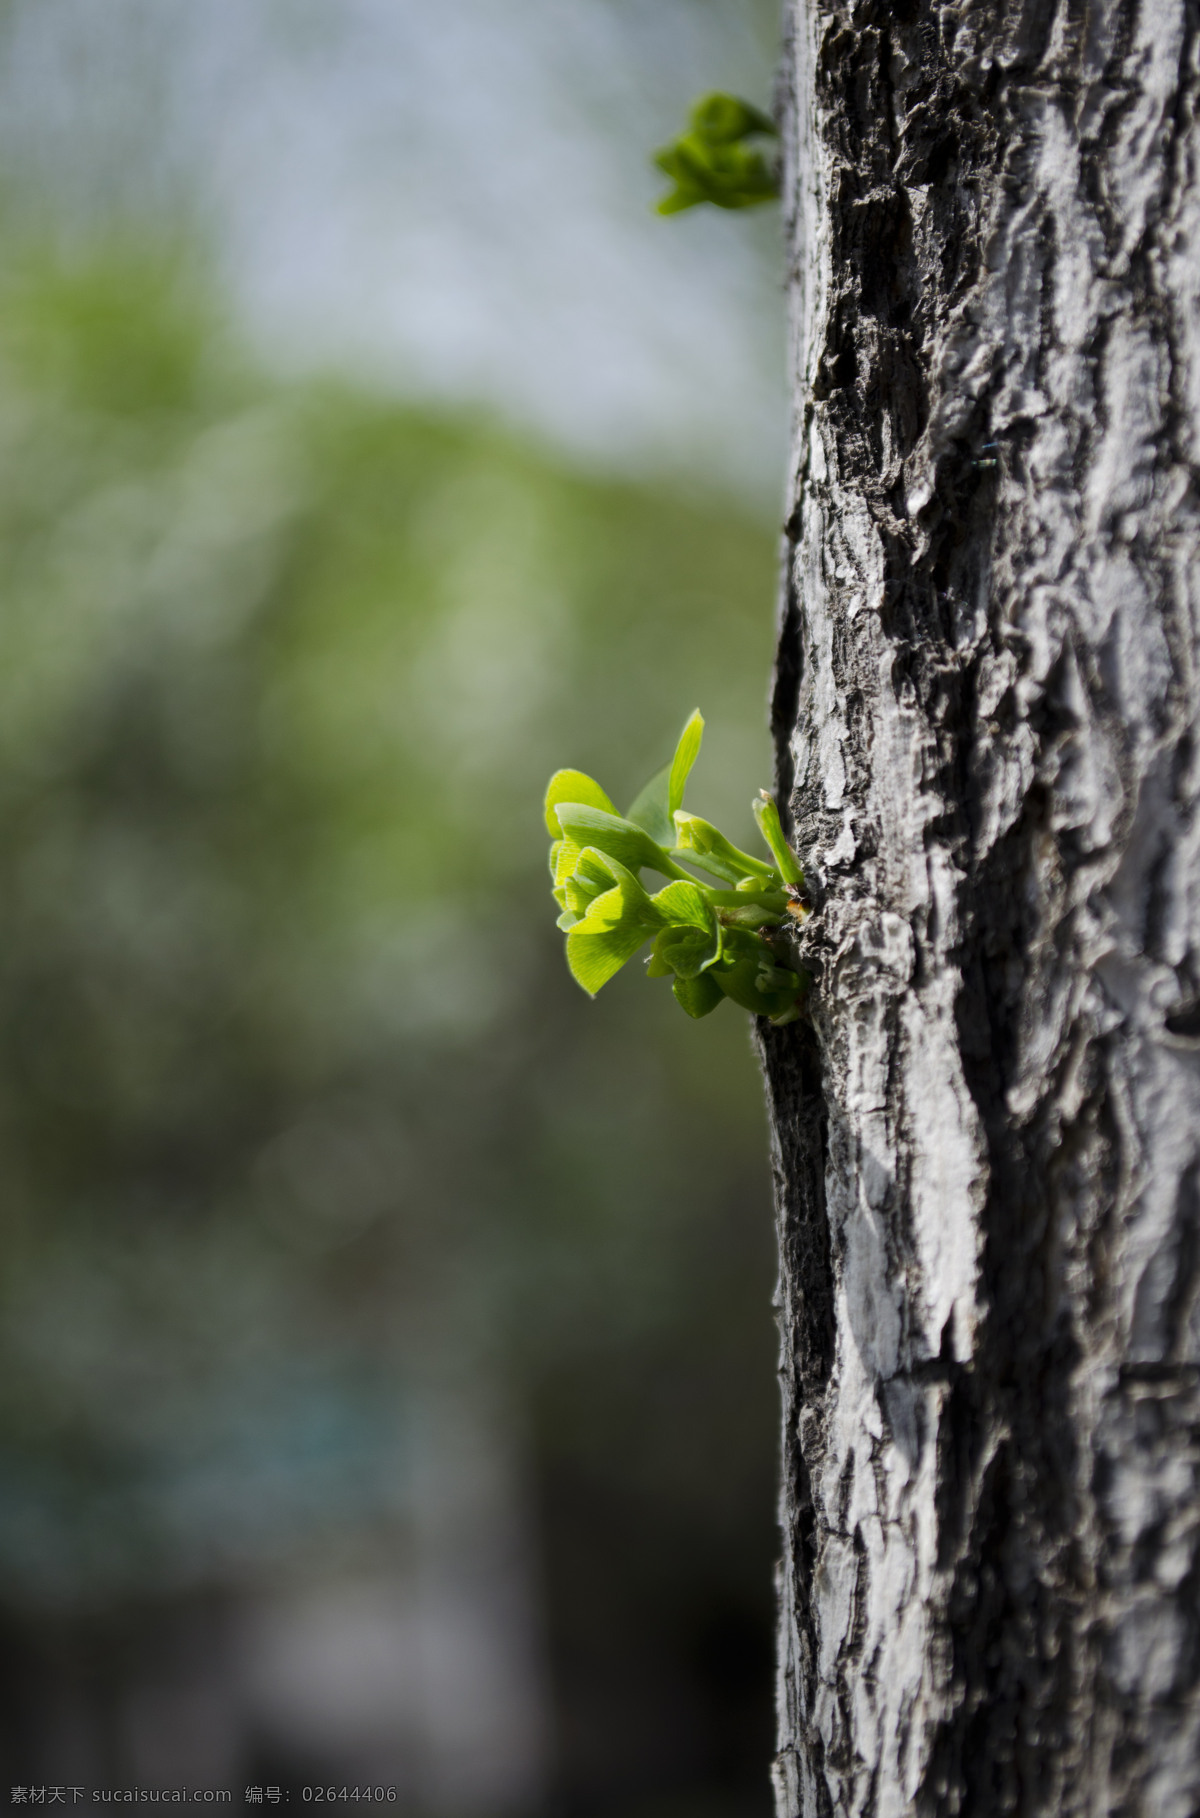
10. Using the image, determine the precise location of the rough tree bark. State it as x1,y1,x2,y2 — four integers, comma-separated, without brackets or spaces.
757,3,1200,1813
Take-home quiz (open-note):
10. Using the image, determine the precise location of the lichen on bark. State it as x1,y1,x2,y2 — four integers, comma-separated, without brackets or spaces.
765,3,1200,1813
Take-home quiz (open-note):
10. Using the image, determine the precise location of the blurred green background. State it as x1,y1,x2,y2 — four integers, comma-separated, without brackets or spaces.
0,1,785,1811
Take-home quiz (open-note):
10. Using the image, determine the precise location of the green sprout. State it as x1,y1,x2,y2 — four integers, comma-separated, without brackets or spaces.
545,711,808,1023
653,93,780,215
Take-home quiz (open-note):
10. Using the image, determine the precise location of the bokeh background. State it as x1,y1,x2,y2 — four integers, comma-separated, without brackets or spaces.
0,2,788,1811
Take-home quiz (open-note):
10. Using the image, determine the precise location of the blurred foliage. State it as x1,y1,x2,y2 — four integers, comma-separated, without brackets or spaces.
0,243,780,1806
654,93,780,216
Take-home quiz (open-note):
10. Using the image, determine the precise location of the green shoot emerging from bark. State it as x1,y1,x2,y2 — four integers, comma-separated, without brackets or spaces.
653,93,779,215
545,711,807,1023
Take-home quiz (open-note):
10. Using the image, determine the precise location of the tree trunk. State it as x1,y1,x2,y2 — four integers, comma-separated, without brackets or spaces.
761,3,1200,1813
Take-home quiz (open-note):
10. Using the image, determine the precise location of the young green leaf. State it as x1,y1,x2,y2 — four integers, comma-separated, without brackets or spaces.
574,848,619,892
544,715,807,1024
654,140,778,215
625,709,703,846
672,971,724,1019
553,834,585,888
712,938,804,1020
689,93,777,145
555,802,682,879
668,709,704,817
544,768,619,836
753,792,805,886
569,855,658,934
653,94,780,216
649,878,715,931
650,922,722,979
718,904,784,931
563,874,602,914
567,921,654,995
563,855,665,995
672,811,774,884
706,884,787,915
712,951,776,1015
625,763,674,848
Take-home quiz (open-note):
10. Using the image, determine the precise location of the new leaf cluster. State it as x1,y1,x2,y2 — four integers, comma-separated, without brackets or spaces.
546,712,807,1022
653,93,779,215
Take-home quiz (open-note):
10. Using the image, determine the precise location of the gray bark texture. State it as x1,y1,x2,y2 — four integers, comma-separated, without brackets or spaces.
759,3,1200,1813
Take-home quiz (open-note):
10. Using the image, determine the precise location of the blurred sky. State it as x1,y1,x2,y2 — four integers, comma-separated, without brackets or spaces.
0,0,786,497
